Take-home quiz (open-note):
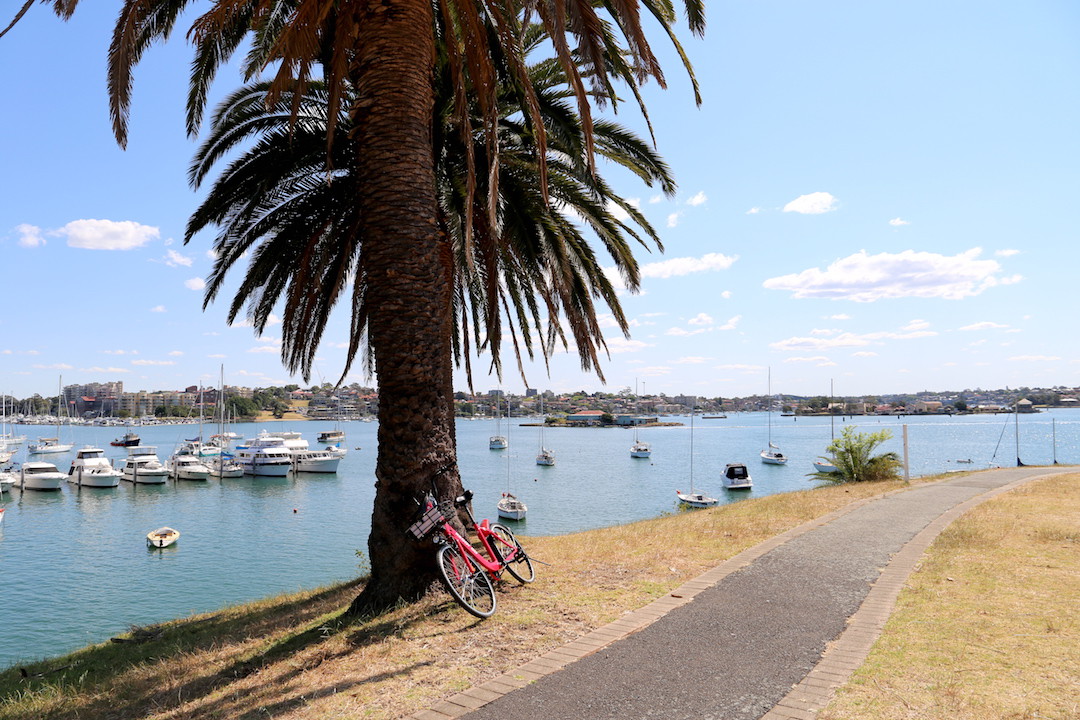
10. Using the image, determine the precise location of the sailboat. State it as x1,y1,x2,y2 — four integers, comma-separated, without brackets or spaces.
630,380,652,459
535,395,555,466
489,392,508,449
209,366,244,478
677,405,718,507
760,368,787,465
813,379,839,473
28,377,74,454
497,407,527,519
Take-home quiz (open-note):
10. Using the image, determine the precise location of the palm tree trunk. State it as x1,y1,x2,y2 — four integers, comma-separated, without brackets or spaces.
346,0,461,615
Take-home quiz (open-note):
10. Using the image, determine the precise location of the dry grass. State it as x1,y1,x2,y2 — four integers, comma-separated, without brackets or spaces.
0,474,949,720
820,472,1080,720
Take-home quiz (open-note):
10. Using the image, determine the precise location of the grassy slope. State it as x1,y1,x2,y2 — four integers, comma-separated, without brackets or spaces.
2,471,1075,719
820,472,1079,720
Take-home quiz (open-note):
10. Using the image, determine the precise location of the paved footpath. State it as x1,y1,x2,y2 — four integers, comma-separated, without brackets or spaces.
410,466,1074,720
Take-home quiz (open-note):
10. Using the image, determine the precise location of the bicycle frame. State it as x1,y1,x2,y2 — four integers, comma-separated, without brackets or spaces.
422,495,521,581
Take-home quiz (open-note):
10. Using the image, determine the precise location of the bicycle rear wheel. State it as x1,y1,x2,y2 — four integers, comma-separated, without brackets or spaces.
436,544,497,618
489,523,535,584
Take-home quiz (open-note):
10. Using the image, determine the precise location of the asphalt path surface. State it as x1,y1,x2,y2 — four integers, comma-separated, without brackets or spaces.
461,466,1072,720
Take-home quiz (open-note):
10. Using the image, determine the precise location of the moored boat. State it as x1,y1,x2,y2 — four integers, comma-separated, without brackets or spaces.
146,527,180,548
120,446,169,484
167,453,211,481
497,492,528,520
66,447,122,487
722,462,752,490
18,461,66,490
110,431,140,447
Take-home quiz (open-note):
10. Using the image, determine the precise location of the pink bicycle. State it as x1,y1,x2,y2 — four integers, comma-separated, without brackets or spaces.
409,486,534,618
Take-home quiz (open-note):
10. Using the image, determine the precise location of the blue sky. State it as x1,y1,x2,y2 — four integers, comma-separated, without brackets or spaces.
2,2,1077,400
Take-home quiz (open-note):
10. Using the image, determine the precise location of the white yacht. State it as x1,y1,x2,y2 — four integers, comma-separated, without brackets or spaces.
28,436,74,454
722,462,753,490
120,446,169,484
630,440,652,459
18,461,66,490
209,454,245,478
258,431,341,473
234,436,293,477
167,453,212,481
0,470,16,493
66,447,122,487
497,492,528,521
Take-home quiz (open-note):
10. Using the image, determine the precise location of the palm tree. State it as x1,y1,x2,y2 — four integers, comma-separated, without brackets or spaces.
14,0,704,613
187,44,677,610
811,426,903,484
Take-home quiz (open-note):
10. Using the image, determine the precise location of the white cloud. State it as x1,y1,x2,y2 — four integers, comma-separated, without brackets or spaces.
207,353,227,358
32,363,74,370
746,207,761,215
605,337,652,354
168,350,183,356
687,191,707,207
131,359,175,366
607,198,640,222
675,357,708,364
959,321,1008,331
150,305,166,313
79,366,131,373
687,313,713,326
1009,355,1060,362
783,192,837,215
720,290,732,299
666,212,681,228
185,277,206,291
714,364,762,371
16,223,45,247
641,252,738,279
718,315,741,331
810,328,839,336
764,248,1018,302
852,351,878,357
164,249,193,267
247,346,279,354
827,314,851,320
267,313,282,326
995,249,1020,257
596,314,620,329
783,356,837,366
102,349,137,355
666,327,706,337
649,194,663,204
60,219,159,250
771,328,937,352
638,366,672,376
903,319,931,331
888,218,910,227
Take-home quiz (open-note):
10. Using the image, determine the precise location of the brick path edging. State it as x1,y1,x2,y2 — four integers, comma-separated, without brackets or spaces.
408,470,1062,720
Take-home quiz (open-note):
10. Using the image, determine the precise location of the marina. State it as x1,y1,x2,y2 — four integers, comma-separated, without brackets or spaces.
0,411,1076,669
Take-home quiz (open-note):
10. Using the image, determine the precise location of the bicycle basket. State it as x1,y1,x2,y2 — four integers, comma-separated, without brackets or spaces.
407,497,454,540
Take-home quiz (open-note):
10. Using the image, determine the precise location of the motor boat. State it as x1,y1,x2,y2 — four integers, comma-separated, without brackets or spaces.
66,447,122,487
17,461,66,490
167,453,212,481
120,446,169,484
722,462,752,490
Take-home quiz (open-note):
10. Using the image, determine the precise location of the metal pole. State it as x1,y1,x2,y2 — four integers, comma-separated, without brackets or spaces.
902,424,910,484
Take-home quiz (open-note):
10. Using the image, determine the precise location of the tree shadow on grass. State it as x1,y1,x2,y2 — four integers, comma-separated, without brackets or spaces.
0,579,482,720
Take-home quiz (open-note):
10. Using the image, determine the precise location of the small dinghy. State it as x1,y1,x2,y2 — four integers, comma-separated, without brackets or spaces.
147,527,180,548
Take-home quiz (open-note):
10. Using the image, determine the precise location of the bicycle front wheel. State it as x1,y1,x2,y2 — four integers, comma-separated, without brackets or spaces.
489,523,536,584
436,544,497,618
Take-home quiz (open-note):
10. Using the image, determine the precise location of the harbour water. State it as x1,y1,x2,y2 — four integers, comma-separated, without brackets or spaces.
1,411,1076,668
